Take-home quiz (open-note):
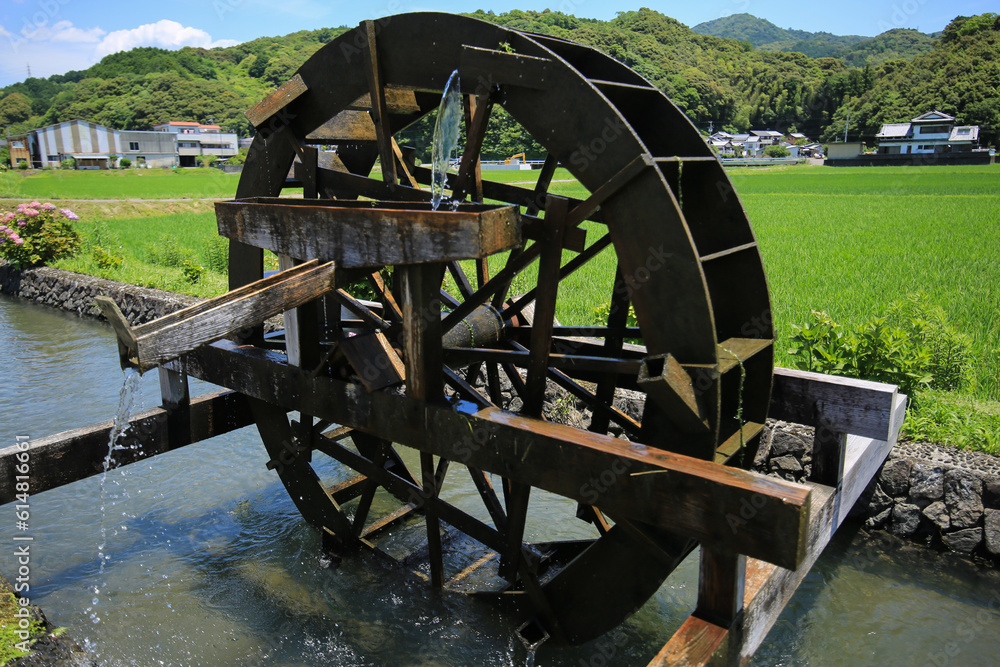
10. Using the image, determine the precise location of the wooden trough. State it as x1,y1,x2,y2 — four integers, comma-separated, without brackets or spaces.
0,13,907,664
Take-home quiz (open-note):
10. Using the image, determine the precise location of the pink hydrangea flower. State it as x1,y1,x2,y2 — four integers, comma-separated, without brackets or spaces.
17,221,26,227
0,225,6,232
40,202,57,210
60,209,79,221
16,204,26,213
14,237,24,246
23,208,39,217
29,201,41,208
1,212,13,223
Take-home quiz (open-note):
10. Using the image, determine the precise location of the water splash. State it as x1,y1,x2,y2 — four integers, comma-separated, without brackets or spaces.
431,70,462,211
87,366,142,625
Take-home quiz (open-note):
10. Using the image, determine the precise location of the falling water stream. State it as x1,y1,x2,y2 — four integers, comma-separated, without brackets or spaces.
87,367,142,625
431,70,463,211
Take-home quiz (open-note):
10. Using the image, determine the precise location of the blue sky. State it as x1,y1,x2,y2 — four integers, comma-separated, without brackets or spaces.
1,0,993,87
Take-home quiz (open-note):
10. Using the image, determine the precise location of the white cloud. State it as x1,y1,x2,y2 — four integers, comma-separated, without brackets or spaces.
94,19,238,58
48,20,105,44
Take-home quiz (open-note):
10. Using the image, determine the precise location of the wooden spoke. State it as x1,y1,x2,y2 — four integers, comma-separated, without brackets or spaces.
503,232,613,323
589,266,631,435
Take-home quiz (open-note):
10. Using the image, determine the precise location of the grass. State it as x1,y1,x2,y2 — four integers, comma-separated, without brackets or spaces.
733,165,1000,400
0,590,45,664
0,167,240,200
49,208,229,298
4,163,999,451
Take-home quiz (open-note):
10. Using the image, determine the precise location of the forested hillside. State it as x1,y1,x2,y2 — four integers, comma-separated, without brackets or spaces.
0,9,996,149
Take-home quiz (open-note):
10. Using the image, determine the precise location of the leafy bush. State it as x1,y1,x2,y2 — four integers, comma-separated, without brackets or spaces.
0,202,81,268
60,158,76,170
182,259,205,284
119,157,131,169
764,144,791,158
787,293,970,399
92,245,124,270
18,161,28,171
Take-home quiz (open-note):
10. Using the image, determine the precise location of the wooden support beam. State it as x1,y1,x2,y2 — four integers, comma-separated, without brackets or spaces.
179,341,813,570
649,391,907,666
696,548,746,628
400,261,446,587
0,390,253,504
769,367,898,440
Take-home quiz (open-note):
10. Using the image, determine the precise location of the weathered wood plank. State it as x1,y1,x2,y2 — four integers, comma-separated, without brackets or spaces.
339,331,405,391
98,260,337,372
0,390,253,504
215,198,522,267
245,73,308,128
770,367,898,440
305,110,377,142
346,87,421,113
179,341,813,570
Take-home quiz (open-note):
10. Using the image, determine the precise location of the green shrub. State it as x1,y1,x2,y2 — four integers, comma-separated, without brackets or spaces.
182,259,205,284
18,161,28,171
0,202,81,268
787,293,970,399
119,157,131,169
92,245,124,270
60,158,75,170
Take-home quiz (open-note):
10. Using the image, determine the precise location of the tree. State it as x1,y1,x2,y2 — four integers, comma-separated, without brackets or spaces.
198,154,217,168
0,92,33,126
764,144,791,157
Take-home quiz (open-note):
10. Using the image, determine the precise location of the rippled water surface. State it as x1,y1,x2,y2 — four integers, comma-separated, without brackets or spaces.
2,295,998,665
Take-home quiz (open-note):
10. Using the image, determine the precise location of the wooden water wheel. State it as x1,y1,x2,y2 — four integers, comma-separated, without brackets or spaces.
212,12,775,646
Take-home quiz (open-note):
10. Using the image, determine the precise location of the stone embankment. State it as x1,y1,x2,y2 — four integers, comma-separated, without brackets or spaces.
3,262,999,564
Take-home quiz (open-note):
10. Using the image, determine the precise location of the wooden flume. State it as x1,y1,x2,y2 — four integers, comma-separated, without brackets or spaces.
0,13,908,664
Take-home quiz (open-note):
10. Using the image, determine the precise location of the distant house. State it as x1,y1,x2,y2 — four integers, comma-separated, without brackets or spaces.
153,121,238,167
876,111,980,155
20,119,238,169
7,135,31,166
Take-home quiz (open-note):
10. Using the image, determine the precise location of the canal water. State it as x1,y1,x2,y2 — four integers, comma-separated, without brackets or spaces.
2,294,998,666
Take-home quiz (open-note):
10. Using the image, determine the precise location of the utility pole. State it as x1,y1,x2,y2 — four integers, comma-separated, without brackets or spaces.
844,111,850,143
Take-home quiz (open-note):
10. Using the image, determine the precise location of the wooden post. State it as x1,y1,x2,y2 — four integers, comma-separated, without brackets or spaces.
400,262,445,587
696,547,746,628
